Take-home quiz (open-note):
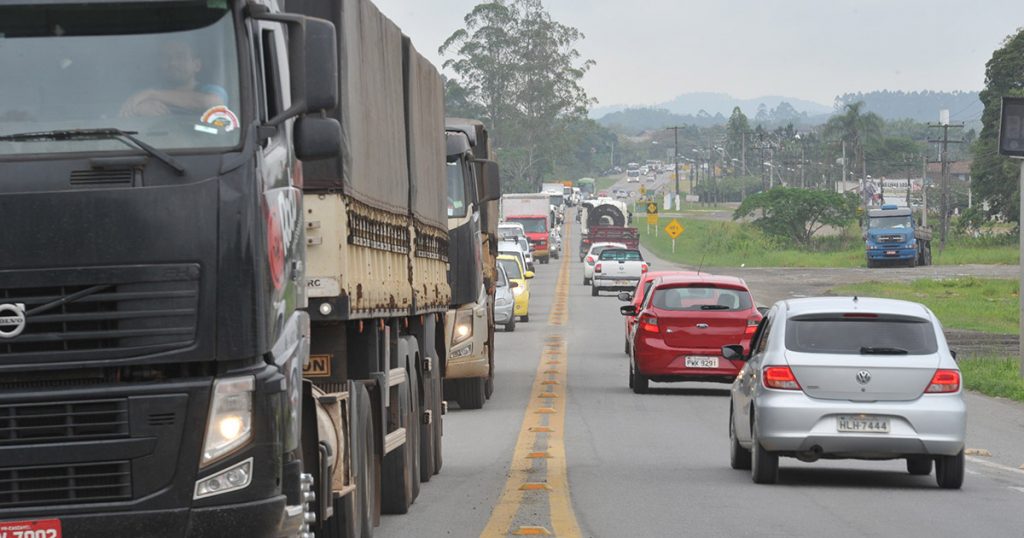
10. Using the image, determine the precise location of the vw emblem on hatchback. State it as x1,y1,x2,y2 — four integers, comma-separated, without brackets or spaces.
0,303,27,339
856,370,872,385
696,323,709,329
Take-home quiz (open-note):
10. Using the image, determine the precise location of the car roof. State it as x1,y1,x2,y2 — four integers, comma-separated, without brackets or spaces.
782,296,933,319
590,242,627,250
498,240,524,251
653,273,749,290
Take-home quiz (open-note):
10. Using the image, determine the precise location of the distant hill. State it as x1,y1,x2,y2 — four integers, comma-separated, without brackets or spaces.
657,92,833,117
835,90,982,124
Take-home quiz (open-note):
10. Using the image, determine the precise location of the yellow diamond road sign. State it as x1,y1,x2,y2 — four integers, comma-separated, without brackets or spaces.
639,185,647,195
665,219,684,239
646,214,658,225
646,202,658,214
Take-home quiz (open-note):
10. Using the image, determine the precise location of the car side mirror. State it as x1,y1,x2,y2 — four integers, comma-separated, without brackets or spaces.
756,306,769,317
508,281,519,289
950,349,958,361
524,271,535,280
617,292,633,302
721,345,746,361
620,305,638,316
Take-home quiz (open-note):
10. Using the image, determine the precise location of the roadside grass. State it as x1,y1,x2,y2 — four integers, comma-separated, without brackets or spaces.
830,278,1019,334
637,216,1019,268
958,357,1024,403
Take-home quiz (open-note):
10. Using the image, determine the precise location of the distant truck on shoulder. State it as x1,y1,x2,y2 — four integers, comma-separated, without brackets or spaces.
865,204,932,268
501,193,552,264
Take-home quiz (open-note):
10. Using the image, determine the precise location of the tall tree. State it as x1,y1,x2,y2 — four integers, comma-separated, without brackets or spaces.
824,101,883,190
440,0,595,190
725,107,750,171
971,28,1024,223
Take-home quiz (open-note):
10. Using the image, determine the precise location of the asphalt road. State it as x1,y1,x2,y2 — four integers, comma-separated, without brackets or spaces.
378,206,1024,538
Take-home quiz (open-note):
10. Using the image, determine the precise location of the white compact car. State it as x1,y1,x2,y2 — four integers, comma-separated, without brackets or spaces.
726,297,966,488
493,264,516,331
581,242,626,285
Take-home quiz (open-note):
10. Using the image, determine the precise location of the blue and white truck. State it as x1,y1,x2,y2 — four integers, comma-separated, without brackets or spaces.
865,204,933,268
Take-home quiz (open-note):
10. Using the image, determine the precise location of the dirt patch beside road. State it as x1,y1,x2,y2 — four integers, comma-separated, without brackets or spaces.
642,250,1020,358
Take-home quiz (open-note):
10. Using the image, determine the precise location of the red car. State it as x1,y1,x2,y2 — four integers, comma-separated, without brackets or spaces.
621,274,762,393
618,271,696,355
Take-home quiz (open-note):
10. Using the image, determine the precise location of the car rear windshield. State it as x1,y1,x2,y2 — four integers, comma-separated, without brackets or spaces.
498,258,522,279
598,249,642,261
651,286,752,311
785,315,938,355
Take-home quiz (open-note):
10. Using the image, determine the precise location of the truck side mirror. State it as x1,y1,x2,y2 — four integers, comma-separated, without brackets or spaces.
294,116,341,160
251,10,338,125
478,160,501,203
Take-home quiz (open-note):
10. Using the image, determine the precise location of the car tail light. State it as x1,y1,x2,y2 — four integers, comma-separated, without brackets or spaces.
763,366,801,390
745,318,759,335
925,369,960,393
641,263,649,273
595,263,603,273
639,314,659,333
586,256,594,265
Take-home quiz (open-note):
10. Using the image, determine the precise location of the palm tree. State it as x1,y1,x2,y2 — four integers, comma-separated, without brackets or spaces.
824,102,883,211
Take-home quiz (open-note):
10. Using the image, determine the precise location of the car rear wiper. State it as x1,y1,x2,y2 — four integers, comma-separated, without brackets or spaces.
860,346,908,355
700,305,731,310
0,128,185,175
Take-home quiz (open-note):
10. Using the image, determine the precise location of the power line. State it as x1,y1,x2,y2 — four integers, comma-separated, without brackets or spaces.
928,121,965,248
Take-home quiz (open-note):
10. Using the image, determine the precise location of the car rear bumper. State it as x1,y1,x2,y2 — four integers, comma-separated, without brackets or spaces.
634,340,743,381
754,390,966,457
593,277,640,290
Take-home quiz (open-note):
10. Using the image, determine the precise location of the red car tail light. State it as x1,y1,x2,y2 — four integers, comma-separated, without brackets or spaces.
925,369,960,393
745,318,759,335
641,263,649,273
639,314,659,333
586,256,594,265
595,263,603,273
763,366,801,390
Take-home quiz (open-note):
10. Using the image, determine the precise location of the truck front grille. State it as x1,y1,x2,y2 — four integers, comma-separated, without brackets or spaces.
877,234,904,243
0,399,129,446
0,461,131,508
0,265,200,365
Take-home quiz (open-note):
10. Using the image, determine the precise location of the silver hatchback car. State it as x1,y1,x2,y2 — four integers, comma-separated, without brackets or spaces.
725,297,966,488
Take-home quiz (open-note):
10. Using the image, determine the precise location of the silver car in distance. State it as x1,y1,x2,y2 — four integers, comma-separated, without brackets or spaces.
725,297,966,488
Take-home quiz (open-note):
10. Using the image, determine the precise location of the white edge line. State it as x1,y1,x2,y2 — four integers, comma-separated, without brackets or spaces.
966,455,1024,476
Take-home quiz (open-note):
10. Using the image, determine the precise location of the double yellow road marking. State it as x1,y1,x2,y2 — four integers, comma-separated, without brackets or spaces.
481,221,581,538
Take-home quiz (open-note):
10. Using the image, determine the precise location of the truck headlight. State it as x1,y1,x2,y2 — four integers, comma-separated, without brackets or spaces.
194,458,253,499
201,376,255,467
451,309,473,345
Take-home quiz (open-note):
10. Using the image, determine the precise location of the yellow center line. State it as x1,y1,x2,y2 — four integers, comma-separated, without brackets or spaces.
481,219,581,538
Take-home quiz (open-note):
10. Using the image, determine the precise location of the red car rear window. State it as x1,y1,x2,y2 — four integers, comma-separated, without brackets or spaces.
651,286,753,311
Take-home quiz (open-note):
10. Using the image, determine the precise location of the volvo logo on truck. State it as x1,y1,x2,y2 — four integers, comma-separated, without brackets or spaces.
0,303,27,339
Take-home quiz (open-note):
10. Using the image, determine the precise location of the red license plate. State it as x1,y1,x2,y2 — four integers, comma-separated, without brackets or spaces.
0,519,61,538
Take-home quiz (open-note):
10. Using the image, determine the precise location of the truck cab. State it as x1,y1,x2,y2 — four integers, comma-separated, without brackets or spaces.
865,204,932,267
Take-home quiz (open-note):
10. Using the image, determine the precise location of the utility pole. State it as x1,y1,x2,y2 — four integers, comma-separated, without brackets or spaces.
841,140,847,194
928,119,964,248
921,154,928,227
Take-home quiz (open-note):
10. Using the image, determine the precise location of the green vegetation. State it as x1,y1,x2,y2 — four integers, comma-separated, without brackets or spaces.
733,188,859,247
831,278,1018,334
959,358,1024,403
638,216,1018,269
595,176,619,192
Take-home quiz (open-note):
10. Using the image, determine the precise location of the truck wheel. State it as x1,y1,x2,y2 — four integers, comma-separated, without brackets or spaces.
908,254,917,268
344,384,375,538
458,378,486,410
382,356,420,514
866,258,876,269
924,246,932,266
419,355,440,483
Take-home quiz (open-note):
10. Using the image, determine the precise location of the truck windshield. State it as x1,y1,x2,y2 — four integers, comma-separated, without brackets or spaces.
549,194,564,206
507,217,546,234
869,215,913,229
0,3,241,156
447,162,469,218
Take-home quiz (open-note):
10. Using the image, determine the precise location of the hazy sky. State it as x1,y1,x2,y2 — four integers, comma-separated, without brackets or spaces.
373,0,1021,109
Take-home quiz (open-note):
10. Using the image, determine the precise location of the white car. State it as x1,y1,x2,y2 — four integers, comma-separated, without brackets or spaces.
726,297,966,488
591,248,647,297
582,242,627,285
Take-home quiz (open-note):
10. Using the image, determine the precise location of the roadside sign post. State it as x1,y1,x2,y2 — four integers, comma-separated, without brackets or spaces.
996,96,1024,378
646,202,659,236
664,219,684,253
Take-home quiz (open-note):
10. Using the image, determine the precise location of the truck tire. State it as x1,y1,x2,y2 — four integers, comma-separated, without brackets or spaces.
866,258,876,269
419,360,440,482
908,254,917,268
923,245,932,266
381,358,419,514
343,385,375,538
457,378,486,410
